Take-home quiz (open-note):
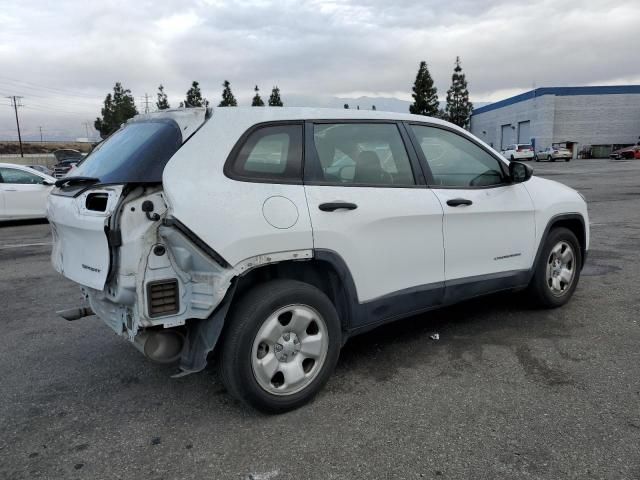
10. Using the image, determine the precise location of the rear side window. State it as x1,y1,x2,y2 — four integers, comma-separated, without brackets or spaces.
226,124,303,183
307,123,416,186
72,119,182,184
411,125,505,188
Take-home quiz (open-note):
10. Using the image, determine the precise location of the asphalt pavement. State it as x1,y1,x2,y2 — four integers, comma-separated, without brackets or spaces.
1,159,639,479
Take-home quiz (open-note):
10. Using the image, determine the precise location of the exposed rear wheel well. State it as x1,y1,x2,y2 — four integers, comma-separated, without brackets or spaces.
232,260,352,331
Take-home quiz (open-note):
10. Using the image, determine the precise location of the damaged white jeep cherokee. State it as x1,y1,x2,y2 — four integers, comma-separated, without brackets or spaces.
48,107,589,412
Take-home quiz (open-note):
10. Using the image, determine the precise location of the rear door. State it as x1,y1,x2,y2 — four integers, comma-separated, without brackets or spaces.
407,124,535,290
0,167,51,219
303,121,445,309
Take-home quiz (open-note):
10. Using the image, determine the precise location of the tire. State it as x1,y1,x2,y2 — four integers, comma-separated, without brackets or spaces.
510,155,515,161
219,279,341,413
527,227,582,308
551,157,556,162
535,156,540,162
565,159,570,162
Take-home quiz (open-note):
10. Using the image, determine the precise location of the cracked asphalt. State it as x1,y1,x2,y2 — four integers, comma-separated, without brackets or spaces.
1,159,639,479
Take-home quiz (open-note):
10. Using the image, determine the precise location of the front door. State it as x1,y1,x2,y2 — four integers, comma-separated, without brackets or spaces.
407,124,536,287
303,121,445,313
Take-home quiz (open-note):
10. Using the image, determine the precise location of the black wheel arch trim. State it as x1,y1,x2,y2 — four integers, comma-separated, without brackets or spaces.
532,213,588,271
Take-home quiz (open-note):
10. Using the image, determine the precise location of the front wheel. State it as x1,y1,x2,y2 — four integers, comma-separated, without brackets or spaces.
565,158,571,162
527,227,582,308
535,156,540,162
219,279,341,413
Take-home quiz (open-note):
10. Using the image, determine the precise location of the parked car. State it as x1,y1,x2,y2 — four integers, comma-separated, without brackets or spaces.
501,144,535,161
52,158,80,178
609,145,640,160
0,163,55,220
48,108,589,412
535,146,572,162
52,149,84,163
28,165,53,176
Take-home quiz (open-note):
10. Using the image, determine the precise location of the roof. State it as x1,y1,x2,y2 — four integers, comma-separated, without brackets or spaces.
144,106,448,124
472,85,640,115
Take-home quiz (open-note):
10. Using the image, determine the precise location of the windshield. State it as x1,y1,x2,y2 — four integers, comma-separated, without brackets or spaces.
72,119,182,184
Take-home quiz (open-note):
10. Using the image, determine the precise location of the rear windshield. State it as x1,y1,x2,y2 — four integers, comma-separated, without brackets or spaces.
518,145,532,149
72,119,182,184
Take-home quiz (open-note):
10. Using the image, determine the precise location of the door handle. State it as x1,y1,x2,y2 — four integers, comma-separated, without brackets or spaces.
319,202,358,212
4,188,17,192
446,198,473,207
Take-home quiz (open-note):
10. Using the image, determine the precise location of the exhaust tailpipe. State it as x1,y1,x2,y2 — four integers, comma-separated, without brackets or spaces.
57,306,94,321
134,330,185,364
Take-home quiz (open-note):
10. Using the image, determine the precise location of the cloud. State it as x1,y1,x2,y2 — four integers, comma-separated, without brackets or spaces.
1,0,639,139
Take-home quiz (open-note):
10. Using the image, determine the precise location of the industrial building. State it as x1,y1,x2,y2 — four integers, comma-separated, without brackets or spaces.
470,85,640,158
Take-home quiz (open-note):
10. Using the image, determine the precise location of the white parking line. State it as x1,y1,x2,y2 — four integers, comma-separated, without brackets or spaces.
0,242,52,250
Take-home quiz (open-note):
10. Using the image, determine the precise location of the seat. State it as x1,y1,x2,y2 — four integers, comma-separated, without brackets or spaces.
353,151,387,184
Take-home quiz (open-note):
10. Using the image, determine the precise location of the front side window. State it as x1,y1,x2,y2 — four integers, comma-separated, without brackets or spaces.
227,124,303,182
0,168,44,185
309,123,415,186
411,125,505,188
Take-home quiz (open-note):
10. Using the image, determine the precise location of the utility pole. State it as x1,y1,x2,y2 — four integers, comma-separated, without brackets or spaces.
82,121,91,140
6,96,24,157
142,93,151,114
39,126,43,142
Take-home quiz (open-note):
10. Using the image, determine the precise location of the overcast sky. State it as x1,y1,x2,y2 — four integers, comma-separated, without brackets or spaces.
1,0,639,140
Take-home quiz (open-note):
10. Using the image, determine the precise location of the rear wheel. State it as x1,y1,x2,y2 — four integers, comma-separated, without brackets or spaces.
527,227,581,308
565,158,570,162
535,155,540,162
219,279,341,413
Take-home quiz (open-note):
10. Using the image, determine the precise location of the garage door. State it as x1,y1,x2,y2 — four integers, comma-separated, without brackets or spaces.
518,121,530,144
501,124,513,149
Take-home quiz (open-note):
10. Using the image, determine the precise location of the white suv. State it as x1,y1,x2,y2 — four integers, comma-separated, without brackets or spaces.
502,144,535,161
48,108,589,412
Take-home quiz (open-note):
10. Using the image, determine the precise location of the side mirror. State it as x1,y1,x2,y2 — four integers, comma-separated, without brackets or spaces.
42,179,54,186
509,161,533,183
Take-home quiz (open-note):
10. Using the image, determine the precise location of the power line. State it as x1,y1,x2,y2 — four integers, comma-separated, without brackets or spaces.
0,76,102,99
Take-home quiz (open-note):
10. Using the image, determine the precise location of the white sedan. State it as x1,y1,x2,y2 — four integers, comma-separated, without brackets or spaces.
0,163,56,220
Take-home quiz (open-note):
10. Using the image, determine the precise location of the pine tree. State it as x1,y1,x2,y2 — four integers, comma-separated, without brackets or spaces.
156,84,170,110
219,80,238,107
182,81,208,108
409,61,439,117
268,86,283,106
94,82,138,138
445,56,473,128
251,85,265,106
372,105,376,111
344,104,349,109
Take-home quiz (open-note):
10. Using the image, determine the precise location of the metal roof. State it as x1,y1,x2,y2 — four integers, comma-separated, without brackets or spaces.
472,85,640,116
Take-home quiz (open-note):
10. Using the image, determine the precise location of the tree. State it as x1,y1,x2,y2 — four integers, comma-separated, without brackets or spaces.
218,80,238,107
156,84,170,110
268,86,283,106
94,82,138,138
372,105,376,111
343,103,349,109
181,81,208,108
409,61,439,117
445,56,473,128
251,85,265,106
